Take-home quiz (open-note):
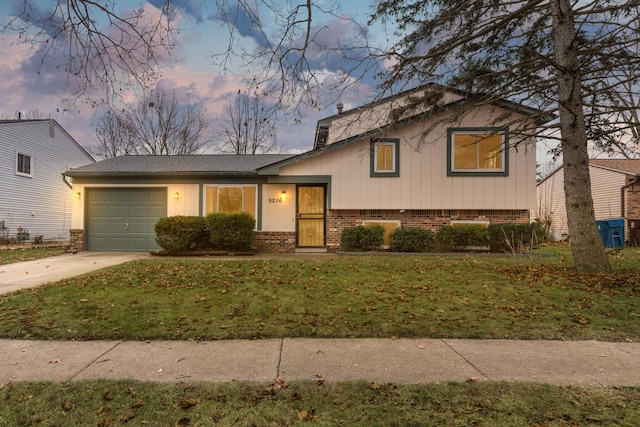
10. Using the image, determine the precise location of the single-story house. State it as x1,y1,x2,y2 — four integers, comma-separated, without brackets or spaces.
1,119,95,241
536,159,640,242
64,84,543,252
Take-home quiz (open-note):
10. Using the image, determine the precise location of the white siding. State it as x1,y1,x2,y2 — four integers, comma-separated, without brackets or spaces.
590,166,625,219
281,106,537,211
536,165,626,239
0,121,94,240
536,168,568,238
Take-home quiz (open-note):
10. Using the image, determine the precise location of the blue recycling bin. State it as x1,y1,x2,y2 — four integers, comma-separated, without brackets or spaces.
596,218,624,248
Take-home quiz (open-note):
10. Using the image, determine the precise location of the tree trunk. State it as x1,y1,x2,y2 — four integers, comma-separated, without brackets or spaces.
550,0,611,272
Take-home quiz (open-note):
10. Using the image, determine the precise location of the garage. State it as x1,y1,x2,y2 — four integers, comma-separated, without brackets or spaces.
85,187,167,251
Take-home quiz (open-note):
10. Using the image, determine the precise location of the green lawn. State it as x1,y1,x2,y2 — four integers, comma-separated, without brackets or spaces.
1,380,639,426
0,246,66,265
2,247,640,425
1,249,638,341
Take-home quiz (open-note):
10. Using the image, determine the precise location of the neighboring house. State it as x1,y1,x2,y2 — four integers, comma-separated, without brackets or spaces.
536,159,640,242
64,85,543,252
1,119,95,241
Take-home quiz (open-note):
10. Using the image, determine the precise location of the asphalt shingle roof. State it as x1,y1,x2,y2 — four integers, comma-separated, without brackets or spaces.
64,154,295,177
589,159,640,175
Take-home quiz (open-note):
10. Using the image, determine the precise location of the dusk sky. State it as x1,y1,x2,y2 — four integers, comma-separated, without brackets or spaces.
0,0,388,157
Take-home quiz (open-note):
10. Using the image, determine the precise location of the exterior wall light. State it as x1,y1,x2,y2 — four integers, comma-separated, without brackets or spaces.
173,192,180,200
74,192,81,199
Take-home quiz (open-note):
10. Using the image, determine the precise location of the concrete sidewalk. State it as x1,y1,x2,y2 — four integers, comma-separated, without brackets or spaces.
0,252,149,295
2,338,639,386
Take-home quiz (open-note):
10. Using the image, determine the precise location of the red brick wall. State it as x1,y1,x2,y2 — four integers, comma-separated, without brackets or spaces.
626,182,640,219
69,229,84,252
326,209,530,251
254,231,296,253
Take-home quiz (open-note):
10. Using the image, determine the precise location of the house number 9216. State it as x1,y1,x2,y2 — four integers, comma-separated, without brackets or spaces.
269,198,283,204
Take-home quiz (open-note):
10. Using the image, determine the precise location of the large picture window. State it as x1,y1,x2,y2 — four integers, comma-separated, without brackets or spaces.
447,128,508,176
205,185,256,218
16,152,32,177
370,138,399,177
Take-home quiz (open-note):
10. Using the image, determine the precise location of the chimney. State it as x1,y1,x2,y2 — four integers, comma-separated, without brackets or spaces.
337,103,344,114
18,111,22,120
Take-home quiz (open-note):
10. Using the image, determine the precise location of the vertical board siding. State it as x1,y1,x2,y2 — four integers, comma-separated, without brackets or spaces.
280,106,536,212
0,120,94,240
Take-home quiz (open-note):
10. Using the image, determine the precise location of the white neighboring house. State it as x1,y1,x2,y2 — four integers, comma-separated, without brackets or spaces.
0,119,94,242
536,159,640,241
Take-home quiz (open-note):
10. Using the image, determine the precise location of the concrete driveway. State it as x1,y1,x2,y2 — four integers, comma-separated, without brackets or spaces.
0,252,149,295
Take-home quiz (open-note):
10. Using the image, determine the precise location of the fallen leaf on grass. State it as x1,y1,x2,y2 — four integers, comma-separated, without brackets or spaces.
179,398,197,409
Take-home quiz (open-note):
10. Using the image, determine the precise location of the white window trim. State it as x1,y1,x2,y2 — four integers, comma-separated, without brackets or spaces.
15,152,33,178
374,141,397,173
448,129,508,176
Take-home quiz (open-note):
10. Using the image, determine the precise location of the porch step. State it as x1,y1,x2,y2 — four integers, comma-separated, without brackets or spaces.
295,247,328,253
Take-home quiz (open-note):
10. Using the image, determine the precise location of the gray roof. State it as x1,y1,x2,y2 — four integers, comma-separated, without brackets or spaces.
64,154,295,177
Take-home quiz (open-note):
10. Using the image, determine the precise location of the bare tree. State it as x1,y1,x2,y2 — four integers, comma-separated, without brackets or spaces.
212,1,384,119
94,87,212,157
92,109,138,159
217,91,279,154
3,0,177,105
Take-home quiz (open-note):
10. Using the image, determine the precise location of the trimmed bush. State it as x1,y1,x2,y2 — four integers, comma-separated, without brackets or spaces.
205,212,256,251
436,225,489,252
340,225,385,252
389,227,434,252
155,216,209,253
488,222,548,253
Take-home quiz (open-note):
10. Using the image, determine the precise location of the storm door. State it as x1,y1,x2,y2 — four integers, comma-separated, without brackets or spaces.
296,186,326,247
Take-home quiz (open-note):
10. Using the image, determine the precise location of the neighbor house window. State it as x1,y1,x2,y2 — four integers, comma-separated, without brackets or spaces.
16,152,32,177
205,185,256,218
447,128,508,176
370,139,399,177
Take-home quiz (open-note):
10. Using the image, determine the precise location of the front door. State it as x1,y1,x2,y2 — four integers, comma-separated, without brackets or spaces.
297,186,326,247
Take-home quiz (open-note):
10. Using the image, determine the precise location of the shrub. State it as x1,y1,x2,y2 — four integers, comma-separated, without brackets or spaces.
340,225,385,251
155,216,209,253
488,223,548,253
205,212,256,251
436,225,489,252
389,227,434,252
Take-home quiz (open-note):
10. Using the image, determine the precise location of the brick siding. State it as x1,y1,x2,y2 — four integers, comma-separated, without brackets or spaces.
254,231,296,253
326,209,530,251
69,229,84,252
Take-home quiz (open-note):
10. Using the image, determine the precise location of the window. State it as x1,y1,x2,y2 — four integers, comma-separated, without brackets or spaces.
370,139,399,177
16,152,32,177
363,220,400,248
205,185,256,218
447,128,508,176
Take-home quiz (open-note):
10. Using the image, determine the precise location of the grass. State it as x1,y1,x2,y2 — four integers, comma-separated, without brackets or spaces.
0,249,639,341
2,246,639,425
0,246,66,266
1,380,639,426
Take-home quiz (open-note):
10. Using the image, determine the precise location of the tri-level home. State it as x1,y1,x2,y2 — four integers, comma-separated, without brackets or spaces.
1,119,94,241
64,84,544,252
